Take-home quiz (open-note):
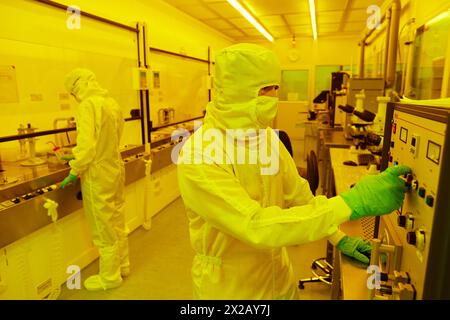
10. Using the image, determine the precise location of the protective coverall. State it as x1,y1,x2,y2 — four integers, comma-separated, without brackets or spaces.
177,44,352,299
64,69,129,291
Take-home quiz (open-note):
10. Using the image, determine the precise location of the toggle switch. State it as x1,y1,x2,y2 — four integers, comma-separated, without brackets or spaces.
398,214,414,230
407,230,425,251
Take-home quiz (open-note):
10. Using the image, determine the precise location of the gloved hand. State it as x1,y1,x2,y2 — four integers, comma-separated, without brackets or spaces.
60,154,75,161
340,165,411,220
337,236,372,264
60,174,78,189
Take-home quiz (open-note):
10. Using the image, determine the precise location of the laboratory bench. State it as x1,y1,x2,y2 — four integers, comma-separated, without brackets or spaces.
328,147,378,300
0,117,201,250
0,144,150,249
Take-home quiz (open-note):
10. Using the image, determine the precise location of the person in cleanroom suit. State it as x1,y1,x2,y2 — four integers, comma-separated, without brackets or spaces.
177,43,410,299
61,68,130,291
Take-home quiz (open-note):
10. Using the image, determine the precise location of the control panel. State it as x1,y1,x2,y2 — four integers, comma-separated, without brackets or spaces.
375,103,450,299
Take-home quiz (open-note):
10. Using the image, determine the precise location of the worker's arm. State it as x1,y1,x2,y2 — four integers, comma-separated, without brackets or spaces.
177,152,351,250
280,144,347,245
69,100,97,176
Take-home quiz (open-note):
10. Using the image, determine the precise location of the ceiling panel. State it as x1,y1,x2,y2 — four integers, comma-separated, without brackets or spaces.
270,26,292,37
163,0,201,6
228,17,258,30
344,21,366,32
352,0,384,9
259,15,286,27
284,13,311,26
240,28,265,36
221,28,246,37
243,0,310,15
178,4,219,20
317,0,348,12
318,23,341,33
347,9,368,22
205,2,242,18
317,11,343,24
160,0,371,41
292,25,313,36
203,18,234,29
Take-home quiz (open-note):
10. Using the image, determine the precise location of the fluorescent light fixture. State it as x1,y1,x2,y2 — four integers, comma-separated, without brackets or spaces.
227,0,274,42
308,0,318,40
425,9,449,27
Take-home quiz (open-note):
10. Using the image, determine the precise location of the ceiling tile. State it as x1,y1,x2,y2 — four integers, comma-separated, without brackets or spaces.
292,25,313,36
346,9,368,22
203,18,234,29
284,13,311,26
220,28,246,38
352,0,384,10
205,2,242,18
164,0,201,6
343,21,366,32
259,15,286,27
228,17,258,30
317,11,343,24
243,0,310,15
179,4,219,20
318,23,340,33
317,0,348,12
240,28,265,36
270,26,291,37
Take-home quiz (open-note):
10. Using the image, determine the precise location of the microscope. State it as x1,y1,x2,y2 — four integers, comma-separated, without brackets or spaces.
338,90,388,166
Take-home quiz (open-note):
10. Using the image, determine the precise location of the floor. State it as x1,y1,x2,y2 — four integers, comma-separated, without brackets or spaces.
59,197,332,300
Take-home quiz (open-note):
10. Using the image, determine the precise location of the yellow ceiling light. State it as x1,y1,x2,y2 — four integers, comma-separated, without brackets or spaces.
308,0,318,40
227,0,274,42
425,9,450,27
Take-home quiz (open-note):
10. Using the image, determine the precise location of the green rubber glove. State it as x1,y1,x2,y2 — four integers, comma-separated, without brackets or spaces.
60,174,78,189
60,154,75,161
340,165,411,220
337,236,372,264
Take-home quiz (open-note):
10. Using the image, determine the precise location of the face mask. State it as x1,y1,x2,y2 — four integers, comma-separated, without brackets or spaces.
253,95,279,127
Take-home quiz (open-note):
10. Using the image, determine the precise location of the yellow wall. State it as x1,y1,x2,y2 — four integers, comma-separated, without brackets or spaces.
256,36,360,107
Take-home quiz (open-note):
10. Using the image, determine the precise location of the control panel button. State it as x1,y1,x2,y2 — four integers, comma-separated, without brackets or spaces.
398,216,406,227
426,195,434,207
418,187,426,198
406,231,416,245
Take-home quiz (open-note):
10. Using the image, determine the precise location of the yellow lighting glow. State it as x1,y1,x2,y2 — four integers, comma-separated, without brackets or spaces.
309,0,318,40
425,9,450,27
227,0,274,42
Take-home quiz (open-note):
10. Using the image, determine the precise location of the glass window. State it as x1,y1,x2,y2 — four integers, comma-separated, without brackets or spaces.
279,69,309,101
409,12,450,99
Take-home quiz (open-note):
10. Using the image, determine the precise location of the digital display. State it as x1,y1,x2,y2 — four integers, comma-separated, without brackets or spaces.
400,127,408,143
427,141,441,164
